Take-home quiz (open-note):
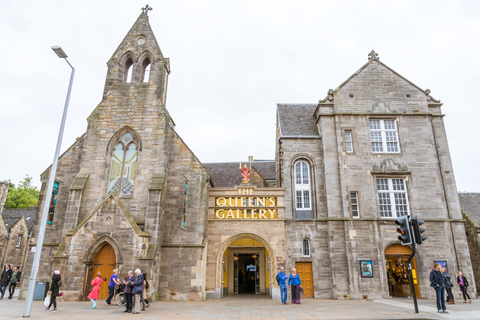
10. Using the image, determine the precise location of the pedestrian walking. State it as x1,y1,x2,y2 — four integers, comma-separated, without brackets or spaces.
457,271,472,303
123,271,134,313
87,272,103,309
105,269,121,305
0,265,12,299
7,266,21,299
442,268,454,304
141,272,150,310
45,270,61,312
430,263,448,314
132,269,144,314
288,268,302,304
277,267,288,305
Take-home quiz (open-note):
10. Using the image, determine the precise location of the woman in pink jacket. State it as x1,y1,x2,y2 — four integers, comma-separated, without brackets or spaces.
87,272,103,309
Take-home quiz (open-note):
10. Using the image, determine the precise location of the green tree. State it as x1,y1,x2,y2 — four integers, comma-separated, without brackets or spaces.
4,176,40,208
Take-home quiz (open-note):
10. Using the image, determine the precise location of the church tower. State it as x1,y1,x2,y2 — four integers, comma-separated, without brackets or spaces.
21,6,210,302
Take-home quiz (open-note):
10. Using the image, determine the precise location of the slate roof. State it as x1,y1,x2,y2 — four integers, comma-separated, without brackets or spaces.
2,208,36,231
459,193,480,227
204,161,276,188
277,104,320,137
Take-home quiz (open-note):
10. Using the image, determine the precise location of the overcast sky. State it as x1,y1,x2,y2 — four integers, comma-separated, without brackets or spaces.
1,0,479,192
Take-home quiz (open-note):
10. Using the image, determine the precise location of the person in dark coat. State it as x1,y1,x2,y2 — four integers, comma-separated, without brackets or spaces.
8,266,21,299
132,269,144,314
457,271,472,303
430,263,448,314
442,268,454,304
0,265,13,299
45,270,61,312
123,271,135,313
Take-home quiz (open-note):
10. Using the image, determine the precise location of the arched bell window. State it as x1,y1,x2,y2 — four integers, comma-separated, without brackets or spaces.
125,57,134,83
142,57,151,82
107,132,138,195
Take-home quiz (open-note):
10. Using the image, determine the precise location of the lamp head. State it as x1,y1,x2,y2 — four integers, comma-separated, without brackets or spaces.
51,46,68,58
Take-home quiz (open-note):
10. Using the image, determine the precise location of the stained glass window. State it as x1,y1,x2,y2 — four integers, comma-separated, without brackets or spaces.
107,133,138,195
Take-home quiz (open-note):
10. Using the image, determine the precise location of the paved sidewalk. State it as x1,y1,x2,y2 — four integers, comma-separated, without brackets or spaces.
0,296,478,319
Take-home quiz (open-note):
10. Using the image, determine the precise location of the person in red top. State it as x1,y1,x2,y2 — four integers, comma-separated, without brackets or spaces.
88,272,103,309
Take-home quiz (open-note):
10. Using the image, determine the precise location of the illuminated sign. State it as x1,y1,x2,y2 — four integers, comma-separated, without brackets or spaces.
214,188,278,219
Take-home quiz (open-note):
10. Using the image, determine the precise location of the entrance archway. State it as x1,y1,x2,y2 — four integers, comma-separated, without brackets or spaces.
216,233,276,298
92,243,116,300
385,244,420,298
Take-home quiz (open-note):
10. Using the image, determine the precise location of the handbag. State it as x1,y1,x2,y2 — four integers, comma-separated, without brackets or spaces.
299,287,304,296
44,294,51,307
10,278,16,284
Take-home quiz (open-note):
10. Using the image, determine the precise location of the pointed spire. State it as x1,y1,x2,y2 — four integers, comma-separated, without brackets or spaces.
368,50,379,61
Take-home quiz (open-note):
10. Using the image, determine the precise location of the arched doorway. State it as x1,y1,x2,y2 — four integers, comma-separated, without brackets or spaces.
216,233,276,298
91,243,116,300
385,244,420,298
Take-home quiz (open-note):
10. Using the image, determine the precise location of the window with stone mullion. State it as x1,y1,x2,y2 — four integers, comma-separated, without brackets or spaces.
377,178,410,218
370,119,400,153
294,161,311,210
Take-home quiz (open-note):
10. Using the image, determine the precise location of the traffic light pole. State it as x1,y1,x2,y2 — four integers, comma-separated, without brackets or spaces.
407,240,419,313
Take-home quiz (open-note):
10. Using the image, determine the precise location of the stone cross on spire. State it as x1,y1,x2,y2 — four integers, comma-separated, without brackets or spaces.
142,4,153,15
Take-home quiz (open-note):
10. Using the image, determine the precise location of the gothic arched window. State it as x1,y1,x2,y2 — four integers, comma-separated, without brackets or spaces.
107,132,138,195
125,57,134,83
142,57,151,82
302,238,310,257
294,160,311,210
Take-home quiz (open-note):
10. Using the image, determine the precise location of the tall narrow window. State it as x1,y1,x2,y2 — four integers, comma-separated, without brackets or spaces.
369,119,400,153
125,58,134,83
376,178,410,218
294,161,311,210
345,130,353,153
107,132,138,195
302,239,310,257
350,192,359,218
182,178,188,230
16,235,22,247
142,57,151,82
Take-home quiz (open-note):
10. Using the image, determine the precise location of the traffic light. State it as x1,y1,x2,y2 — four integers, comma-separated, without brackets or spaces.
395,215,412,245
412,216,428,245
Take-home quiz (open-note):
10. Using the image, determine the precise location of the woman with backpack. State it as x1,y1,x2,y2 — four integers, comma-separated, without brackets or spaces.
141,272,150,310
45,270,61,312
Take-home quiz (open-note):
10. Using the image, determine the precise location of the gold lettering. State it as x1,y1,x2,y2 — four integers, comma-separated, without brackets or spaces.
215,209,225,219
244,209,248,217
240,197,246,207
236,209,242,219
249,188,254,195
267,209,276,219
268,197,276,206
248,197,255,207
241,188,249,195
228,197,237,206
256,197,265,207
217,197,227,207
259,209,267,219
226,209,235,219
252,209,258,219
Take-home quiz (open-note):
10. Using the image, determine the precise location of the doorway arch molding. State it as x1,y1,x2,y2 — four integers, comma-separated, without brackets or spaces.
83,234,123,265
216,233,276,289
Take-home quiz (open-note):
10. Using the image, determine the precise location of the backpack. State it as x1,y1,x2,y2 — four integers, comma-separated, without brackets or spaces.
145,280,150,289
57,279,62,287
275,274,280,284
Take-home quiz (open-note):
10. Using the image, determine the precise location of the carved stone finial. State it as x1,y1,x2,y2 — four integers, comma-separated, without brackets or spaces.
141,4,153,15
368,50,379,61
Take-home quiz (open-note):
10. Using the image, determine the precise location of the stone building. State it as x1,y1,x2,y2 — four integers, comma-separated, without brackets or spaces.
20,8,476,301
459,193,480,294
20,9,211,301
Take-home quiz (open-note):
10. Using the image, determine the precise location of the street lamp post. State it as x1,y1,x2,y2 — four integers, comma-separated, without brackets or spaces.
23,46,75,317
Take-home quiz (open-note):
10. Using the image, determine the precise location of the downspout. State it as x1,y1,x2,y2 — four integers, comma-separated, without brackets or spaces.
430,116,460,270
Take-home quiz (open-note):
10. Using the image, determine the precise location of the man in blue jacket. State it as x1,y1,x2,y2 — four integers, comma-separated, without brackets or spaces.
430,263,448,314
277,267,288,304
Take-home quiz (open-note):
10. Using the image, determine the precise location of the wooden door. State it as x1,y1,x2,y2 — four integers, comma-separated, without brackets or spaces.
92,244,116,300
296,262,314,298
